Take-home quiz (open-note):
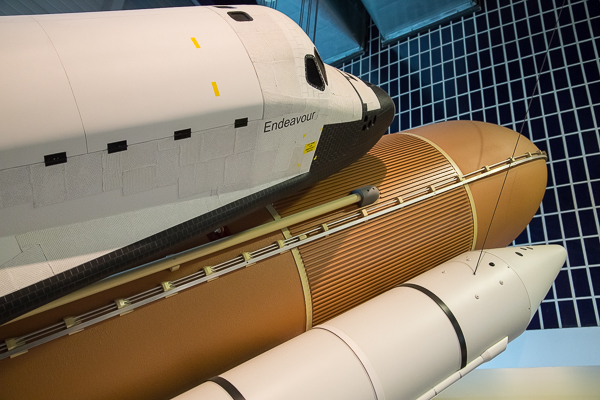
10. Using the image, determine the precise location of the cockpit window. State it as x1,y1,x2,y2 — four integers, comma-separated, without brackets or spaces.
228,11,253,21
305,55,325,91
314,48,328,86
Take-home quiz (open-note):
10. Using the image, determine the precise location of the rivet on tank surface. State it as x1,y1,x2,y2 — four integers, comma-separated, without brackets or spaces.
516,252,523,256
499,280,504,285
442,270,446,274
475,295,480,299
489,262,495,267
466,257,471,261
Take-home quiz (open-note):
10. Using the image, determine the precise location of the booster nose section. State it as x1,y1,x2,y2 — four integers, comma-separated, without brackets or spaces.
487,245,567,319
310,79,395,181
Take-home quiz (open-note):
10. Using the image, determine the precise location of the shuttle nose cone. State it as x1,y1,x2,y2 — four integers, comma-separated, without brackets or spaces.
309,78,394,182
488,245,567,319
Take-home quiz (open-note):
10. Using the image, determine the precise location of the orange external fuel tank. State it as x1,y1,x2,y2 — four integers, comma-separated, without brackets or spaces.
0,121,547,400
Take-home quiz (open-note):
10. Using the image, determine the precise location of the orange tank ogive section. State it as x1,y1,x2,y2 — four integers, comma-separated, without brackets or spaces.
408,120,547,249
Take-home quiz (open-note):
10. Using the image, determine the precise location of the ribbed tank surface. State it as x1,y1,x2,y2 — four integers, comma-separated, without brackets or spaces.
274,134,474,325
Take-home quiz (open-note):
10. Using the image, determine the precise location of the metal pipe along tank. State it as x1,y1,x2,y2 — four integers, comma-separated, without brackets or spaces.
175,245,567,400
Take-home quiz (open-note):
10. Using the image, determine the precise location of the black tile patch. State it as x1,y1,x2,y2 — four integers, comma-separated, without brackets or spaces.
44,152,67,166
174,128,192,141
107,140,127,154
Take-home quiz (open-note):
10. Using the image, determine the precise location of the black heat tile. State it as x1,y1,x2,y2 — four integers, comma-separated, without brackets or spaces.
521,56,536,77
431,48,441,66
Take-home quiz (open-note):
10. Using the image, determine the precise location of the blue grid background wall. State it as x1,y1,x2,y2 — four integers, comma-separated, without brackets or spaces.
336,0,600,330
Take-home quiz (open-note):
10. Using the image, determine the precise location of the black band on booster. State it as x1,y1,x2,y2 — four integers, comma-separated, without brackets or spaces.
208,376,246,400
400,283,468,369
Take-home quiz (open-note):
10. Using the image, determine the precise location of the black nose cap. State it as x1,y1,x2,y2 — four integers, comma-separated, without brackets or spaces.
309,81,395,183
361,81,396,136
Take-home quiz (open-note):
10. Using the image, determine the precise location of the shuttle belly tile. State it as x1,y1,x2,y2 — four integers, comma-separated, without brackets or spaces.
0,245,52,297
122,166,157,196
0,166,32,208
196,158,226,193
156,148,180,188
31,163,67,208
250,150,278,185
158,137,179,151
65,153,103,200
101,151,122,192
179,134,203,167
224,151,254,188
234,121,259,154
121,141,158,172
201,126,235,162
178,164,198,199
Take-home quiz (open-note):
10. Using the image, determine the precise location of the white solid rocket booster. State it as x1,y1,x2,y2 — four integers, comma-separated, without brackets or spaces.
174,245,567,400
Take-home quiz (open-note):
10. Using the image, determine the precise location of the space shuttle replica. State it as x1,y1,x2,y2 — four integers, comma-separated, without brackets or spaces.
0,5,564,400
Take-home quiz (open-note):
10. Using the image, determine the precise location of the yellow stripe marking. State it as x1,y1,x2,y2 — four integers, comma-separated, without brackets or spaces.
191,37,200,48
212,82,220,97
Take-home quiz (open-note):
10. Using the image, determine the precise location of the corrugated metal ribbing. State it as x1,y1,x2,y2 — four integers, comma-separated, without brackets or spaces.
307,190,472,325
273,133,474,326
